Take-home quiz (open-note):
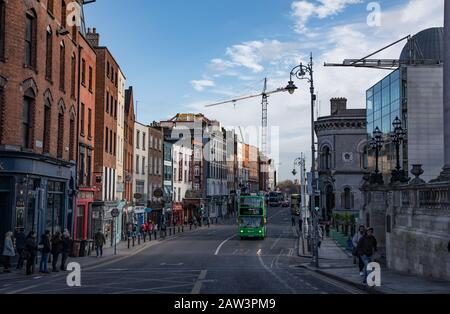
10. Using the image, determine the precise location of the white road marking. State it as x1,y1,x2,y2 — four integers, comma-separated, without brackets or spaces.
6,284,40,294
214,234,236,256
160,263,184,266
191,270,208,294
257,255,296,294
270,235,282,250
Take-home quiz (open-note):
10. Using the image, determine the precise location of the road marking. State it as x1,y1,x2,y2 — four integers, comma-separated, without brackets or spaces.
256,249,262,256
270,235,281,250
191,270,208,294
6,284,40,294
214,234,236,256
257,255,296,294
160,263,184,266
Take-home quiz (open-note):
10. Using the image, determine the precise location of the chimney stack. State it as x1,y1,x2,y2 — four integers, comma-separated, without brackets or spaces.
330,98,347,115
86,27,100,47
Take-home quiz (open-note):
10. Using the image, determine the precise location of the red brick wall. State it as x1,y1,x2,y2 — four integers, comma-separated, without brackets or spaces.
0,0,82,162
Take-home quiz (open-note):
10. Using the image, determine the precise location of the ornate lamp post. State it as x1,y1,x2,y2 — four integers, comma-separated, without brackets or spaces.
369,127,384,185
390,117,409,183
286,53,320,267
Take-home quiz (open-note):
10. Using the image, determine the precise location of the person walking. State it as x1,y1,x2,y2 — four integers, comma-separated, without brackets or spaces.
291,216,296,227
24,231,38,276
357,227,378,284
298,218,303,233
15,228,26,270
39,230,51,274
317,225,323,249
94,229,106,258
60,229,71,271
353,225,366,276
51,232,62,272
2,231,15,273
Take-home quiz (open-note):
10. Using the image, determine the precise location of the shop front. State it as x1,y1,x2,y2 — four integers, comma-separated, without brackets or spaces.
0,151,75,247
134,206,146,227
74,188,95,240
91,201,118,248
172,202,184,225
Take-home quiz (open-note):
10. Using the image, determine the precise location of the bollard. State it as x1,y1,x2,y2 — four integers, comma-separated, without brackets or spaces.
132,236,135,247
148,232,151,242
178,226,181,233
128,237,131,249
169,228,172,236
138,234,141,245
154,231,157,240
182,225,184,232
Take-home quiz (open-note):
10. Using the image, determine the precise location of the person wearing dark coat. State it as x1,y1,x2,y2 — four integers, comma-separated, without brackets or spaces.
24,232,38,276
51,232,62,272
94,229,106,258
39,230,51,274
15,228,26,270
60,229,71,271
357,227,378,284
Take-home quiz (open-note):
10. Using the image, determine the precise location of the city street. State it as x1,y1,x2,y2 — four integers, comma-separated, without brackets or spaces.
0,207,363,294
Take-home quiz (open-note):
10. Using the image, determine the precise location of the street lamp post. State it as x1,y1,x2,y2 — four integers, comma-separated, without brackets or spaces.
390,117,409,183
369,127,384,185
286,53,319,267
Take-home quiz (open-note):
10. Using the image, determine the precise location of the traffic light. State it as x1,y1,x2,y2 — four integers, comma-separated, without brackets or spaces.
314,195,320,212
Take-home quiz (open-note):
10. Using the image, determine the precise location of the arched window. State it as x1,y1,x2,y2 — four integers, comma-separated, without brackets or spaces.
59,41,65,91
43,98,51,154
57,102,65,158
70,53,76,98
45,27,53,80
25,10,37,69
61,1,66,29
22,89,35,149
321,146,331,170
69,112,75,161
361,145,368,170
341,187,354,210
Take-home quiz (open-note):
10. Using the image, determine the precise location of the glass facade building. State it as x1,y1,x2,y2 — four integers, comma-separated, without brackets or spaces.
366,69,407,176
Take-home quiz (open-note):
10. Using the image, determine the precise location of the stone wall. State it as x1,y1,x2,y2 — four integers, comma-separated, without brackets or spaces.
363,179,450,281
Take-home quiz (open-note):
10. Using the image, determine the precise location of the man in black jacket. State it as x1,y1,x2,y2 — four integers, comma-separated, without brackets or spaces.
357,227,378,284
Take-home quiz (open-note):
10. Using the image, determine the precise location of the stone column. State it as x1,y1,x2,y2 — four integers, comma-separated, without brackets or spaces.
437,1,450,180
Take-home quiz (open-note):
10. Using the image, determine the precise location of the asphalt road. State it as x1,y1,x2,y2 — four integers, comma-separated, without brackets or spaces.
0,206,364,294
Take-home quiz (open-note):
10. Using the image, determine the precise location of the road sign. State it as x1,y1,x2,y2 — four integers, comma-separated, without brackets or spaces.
111,208,120,218
134,193,143,200
153,188,163,198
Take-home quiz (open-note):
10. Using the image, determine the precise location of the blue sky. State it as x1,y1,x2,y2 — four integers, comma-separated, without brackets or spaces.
84,0,444,180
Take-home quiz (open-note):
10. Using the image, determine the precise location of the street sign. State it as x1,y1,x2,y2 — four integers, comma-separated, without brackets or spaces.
153,188,163,198
134,193,143,200
111,208,120,218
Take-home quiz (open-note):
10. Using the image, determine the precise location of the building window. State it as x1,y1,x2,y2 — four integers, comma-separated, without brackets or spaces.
184,170,187,183
142,157,145,175
81,59,86,85
22,92,35,149
106,91,109,113
142,133,146,150
61,1,66,29
114,99,117,119
86,149,92,186
105,127,109,153
69,114,75,160
70,54,76,98
342,188,354,210
110,95,113,117
149,156,153,175
113,132,116,156
0,87,3,144
80,103,85,135
115,72,118,87
109,129,113,154
106,61,110,78
57,109,64,158
87,108,92,138
136,130,140,149
78,146,85,186
45,27,53,80
321,146,331,170
88,66,93,92
47,0,54,14
0,0,5,60
136,155,139,174
361,145,368,170
43,100,51,154
25,11,37,69
59,42,65,91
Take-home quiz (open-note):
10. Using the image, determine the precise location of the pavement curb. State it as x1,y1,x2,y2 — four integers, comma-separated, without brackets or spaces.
298,263,386,294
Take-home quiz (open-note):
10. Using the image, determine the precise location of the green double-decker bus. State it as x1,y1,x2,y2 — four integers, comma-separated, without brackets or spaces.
238,195,267,240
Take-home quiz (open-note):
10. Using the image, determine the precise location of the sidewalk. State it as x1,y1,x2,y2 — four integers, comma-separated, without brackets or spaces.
300,237,450,294
0,220,229,281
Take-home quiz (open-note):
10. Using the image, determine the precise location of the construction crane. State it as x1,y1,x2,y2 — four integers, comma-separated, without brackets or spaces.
205,78,288,157
324,35,441,70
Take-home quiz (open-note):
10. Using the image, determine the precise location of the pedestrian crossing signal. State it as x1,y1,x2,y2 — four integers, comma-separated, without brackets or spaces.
315,207,320,212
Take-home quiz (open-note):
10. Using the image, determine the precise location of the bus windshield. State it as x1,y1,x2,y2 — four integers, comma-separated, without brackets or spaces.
239,217,262,228
241,198,262,207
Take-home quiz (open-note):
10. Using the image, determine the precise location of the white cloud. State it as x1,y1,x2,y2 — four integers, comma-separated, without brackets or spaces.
291,0,362,33
190,79,215,92
187,0,444,180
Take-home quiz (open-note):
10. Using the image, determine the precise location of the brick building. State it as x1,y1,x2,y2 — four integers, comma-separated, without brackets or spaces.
147,123,164,213
124,86,135,228
0,0,87,244
86,28,121,245
74,24,97,241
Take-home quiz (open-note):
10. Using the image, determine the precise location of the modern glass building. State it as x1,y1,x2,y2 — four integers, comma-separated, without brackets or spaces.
366,27,444,182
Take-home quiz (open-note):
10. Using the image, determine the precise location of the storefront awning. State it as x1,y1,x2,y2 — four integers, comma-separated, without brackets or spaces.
145,207,153,213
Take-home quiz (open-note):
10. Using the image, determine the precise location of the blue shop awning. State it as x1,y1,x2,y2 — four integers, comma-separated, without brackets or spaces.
145,207,153,213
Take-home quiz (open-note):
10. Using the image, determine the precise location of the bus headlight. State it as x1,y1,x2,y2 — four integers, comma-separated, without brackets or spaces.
240,230,244,233
259,230,262,233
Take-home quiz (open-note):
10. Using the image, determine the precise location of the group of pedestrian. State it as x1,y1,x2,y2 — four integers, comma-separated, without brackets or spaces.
1,229,71,276
352,225,378,284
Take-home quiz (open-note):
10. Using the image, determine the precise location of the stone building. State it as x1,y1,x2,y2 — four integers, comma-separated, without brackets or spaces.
314,98,368,220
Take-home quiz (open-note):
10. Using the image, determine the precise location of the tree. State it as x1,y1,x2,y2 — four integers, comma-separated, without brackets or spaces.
276,180,300,195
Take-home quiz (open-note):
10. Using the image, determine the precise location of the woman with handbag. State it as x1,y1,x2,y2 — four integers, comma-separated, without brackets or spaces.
2,231,15,273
